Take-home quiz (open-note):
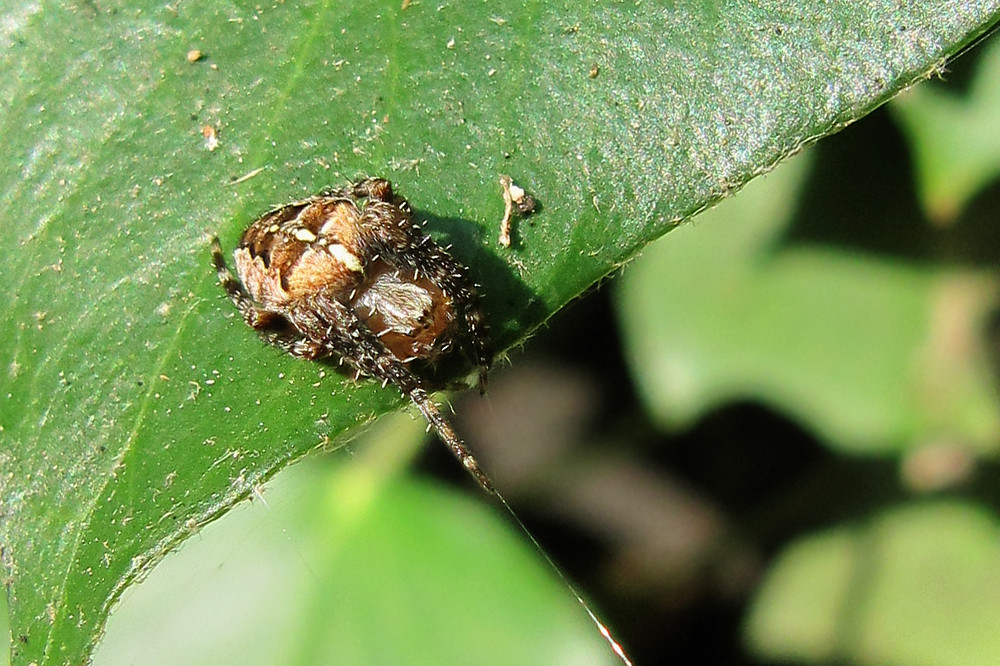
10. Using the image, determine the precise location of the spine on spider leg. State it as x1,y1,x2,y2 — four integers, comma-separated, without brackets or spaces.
408,387,496,495
209,236,243,304
208,235,262,325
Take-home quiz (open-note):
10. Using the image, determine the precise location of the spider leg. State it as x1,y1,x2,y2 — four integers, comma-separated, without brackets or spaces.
289,291,495,494
350,177,412,212
210,235,255,320
315,178,408,215
408,240,493,391
457,294,491,394
411,387,495,493
210,235,326,359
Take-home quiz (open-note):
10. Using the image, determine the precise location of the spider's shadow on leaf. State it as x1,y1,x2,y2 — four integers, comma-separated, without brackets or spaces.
416,209,547,352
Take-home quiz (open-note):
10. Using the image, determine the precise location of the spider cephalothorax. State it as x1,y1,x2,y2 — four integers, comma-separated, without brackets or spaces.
211,177,494,491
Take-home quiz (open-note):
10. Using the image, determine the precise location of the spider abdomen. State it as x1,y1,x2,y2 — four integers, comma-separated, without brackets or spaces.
352,262,456,362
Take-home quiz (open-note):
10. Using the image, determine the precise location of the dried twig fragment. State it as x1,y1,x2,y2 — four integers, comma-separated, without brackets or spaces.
498,174,536,247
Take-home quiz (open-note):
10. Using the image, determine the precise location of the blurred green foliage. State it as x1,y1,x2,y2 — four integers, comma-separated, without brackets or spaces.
618,36,1000,665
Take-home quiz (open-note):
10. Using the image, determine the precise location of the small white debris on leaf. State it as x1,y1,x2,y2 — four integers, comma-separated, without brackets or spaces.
202,124,219,151
498,174,536,247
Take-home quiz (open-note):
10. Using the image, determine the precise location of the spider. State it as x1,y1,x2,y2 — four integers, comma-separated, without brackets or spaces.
210,177,495,493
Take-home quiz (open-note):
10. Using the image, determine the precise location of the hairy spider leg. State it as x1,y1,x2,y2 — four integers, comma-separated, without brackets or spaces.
286,291,496,494
410,387,495,493
210,235,327,359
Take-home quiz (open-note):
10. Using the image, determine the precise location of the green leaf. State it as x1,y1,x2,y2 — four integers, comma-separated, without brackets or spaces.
744,501,1000,666
892,34,1000,224
2,0,998,663
616,153,1000,453
92,415,614,665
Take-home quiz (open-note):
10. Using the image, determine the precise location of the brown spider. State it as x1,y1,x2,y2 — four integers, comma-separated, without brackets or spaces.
210,177,495,492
